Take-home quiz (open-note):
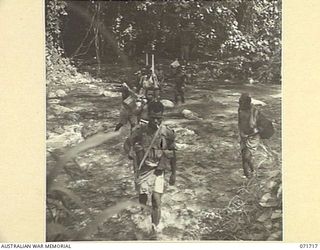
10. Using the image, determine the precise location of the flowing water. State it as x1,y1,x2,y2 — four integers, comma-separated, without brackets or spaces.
47,65,281,241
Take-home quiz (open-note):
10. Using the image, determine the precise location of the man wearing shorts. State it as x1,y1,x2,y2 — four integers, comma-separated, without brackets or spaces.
124,101,176,230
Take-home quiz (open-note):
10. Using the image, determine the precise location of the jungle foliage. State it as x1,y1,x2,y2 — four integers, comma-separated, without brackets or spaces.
46,0,281,83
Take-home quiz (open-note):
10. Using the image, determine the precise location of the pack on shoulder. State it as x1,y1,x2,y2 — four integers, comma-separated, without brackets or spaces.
257,113,275,139
123,95,137,110
160,125,175,149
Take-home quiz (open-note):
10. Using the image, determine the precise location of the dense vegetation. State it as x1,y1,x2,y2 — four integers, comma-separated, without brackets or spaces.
46,0,281,83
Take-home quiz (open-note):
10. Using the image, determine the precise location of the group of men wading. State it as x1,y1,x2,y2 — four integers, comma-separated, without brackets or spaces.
113,57,274,235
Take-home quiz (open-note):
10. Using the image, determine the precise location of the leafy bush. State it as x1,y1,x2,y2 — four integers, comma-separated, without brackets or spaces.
46,0,78,85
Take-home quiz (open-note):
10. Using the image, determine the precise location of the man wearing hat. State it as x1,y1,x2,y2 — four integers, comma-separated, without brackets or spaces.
124,101,176,232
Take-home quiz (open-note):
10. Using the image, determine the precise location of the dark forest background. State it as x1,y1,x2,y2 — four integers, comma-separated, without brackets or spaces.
46,0,281,84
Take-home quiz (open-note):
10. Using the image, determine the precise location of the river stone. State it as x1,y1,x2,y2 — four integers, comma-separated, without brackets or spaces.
260,193,272,203
171,193,189,202
174,127,195,136
175,143,189,150
271,210,282,220
227,92,241,97
56,89,67,98
48,92,57,98
259,193,278,207
51,104,74,115
47,130,83,150
64,112,80,122
47,98,60,104
251,98,266,106
160,99,175,108
182,109,198,120
103,90,121,98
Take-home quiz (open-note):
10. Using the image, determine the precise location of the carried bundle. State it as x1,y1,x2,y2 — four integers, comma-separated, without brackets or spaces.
257,113,275,139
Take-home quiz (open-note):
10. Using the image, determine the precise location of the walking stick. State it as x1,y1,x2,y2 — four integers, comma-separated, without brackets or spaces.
151,44,155,74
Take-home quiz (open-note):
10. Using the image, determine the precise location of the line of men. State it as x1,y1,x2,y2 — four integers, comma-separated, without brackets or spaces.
113,62,274,234
114,63,183,233
114,62,188,132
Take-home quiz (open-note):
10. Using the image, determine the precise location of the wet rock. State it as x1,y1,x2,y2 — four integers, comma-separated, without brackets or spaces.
103,90,121,98
74,158,89,171
47,131,82,150
52,126,64,134
47,99,60,104
72,85,105,97
182,109,200,120
227,92,241,97
68,179,89,188
81,121,106,138
171,193,189,202
56,89,67,98
248,78,255,84
260,193,271,202
175,143,189,150
51,104,74,115
225,109,238,114
160,99,175,108
47,124,83,150
175,127,195,136
251,98,266,106
48,92,57,98
271,210,282,220
64,112,81,122
182,109,192,118
259,193,278,207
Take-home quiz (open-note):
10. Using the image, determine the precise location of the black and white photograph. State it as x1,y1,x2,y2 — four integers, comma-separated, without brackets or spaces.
46,0,282,241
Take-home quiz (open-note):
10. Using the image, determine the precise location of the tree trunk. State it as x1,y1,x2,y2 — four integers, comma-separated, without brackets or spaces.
94,2,101,75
